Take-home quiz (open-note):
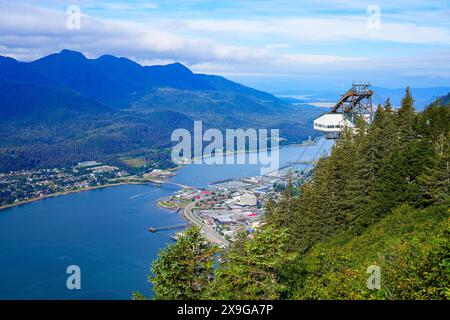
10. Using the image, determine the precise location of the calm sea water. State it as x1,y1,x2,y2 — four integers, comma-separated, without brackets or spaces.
0,139,333,300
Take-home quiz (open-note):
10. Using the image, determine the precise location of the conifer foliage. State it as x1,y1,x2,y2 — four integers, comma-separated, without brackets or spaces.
147,226,218,300
145,89,449,300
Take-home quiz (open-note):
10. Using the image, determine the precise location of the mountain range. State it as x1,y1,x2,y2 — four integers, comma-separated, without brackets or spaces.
0,49,285,112
276,86,450,110
0,50,321,172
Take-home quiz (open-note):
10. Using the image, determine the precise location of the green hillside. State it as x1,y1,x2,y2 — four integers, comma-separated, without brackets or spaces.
145,88,450,300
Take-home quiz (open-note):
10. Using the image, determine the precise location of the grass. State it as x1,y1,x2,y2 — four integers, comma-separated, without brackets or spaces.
121,157,148,168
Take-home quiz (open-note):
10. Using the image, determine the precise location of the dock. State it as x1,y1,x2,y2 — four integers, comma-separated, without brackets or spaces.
210,178,234,185
148,224,189,233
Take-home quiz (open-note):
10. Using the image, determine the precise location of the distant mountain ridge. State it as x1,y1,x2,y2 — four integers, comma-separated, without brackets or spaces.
0,49,320,172
1,49,284,112
276,86,450,110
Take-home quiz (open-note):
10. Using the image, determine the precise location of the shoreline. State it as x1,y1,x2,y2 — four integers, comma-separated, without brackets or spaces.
1,138,319,212
160,138,320,246
156,198,181,211
0,181,151,212
187,138,317,163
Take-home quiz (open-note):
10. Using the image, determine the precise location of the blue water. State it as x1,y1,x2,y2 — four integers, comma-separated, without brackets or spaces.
173,139,334,188
0,140,333,300
0,184,184,299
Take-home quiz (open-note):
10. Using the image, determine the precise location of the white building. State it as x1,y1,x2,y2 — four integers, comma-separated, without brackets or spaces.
77,161,101,168
313,113,354,139
238,193,258,206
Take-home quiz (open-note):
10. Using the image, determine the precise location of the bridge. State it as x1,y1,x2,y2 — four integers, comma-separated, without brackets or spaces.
148,179,192,189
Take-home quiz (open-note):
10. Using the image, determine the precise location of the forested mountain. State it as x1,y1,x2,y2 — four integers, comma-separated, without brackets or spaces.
0,82,107,120
0,56,54,86
0,50,322,172
146,89,450,300
4,49,285,112
0,109,194,172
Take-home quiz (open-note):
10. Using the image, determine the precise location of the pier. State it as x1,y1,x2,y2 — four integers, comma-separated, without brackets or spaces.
148,179,192,189
210,178,234,185
148,223,190,233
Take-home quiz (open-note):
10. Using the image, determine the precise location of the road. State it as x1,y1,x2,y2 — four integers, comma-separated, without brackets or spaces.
183,202,230,247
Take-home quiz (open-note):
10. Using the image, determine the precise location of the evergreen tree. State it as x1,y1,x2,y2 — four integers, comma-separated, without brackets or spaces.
418,104,450,206
207,226,296,299
397,87,416,144
419,147,450,206
342,116,375,229
143,88,450,301
150,226,218,300
384,97,392,113
266,174,298,230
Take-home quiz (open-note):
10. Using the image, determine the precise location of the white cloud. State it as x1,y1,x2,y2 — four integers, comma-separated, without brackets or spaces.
182,17,450,45
0,2,366,68
85,2,159,11
264,43,290,50
0,1,449,89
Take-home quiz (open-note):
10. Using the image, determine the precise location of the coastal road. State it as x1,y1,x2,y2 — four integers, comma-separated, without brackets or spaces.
183,202,229,247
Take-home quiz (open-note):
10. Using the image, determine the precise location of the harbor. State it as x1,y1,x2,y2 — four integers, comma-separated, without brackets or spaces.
155,137,333,247
0,141,334,299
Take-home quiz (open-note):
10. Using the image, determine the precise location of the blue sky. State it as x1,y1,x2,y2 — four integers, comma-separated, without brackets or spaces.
1,0,450,91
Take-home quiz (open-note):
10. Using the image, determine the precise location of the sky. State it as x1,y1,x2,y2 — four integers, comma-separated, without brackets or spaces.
0,0,450,92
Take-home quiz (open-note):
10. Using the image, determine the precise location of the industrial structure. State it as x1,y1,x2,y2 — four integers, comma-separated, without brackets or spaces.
314,83,374,139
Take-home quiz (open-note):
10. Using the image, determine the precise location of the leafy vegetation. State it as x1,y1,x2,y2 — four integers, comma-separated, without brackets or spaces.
146,88,449,300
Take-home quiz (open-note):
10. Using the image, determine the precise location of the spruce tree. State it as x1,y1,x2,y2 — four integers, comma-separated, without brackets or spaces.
397,87,416,144
384,97,392,113
150,226,218,300
207,226,296,299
